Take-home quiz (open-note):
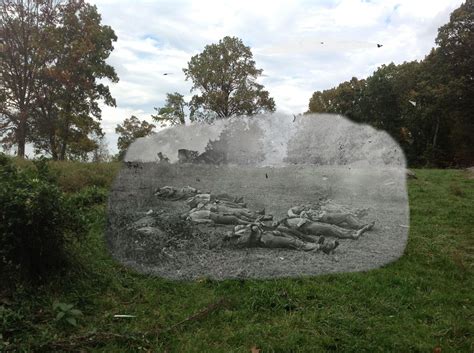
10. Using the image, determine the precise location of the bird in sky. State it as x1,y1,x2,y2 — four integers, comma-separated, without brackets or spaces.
163,73,172,75
257,39,385,55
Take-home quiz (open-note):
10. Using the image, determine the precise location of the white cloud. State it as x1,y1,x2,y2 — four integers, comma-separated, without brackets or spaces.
87,0,464,153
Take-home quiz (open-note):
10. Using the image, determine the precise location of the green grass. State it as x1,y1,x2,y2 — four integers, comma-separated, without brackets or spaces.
1,166,473,352
11,158,121,193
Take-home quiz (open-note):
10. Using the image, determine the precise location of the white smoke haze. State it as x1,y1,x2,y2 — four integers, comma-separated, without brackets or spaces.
125,113,405,168
125,119,226,163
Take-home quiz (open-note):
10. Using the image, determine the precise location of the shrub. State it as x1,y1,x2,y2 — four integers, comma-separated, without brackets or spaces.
53,302,83,327
0,154,86,281
67,186,109,210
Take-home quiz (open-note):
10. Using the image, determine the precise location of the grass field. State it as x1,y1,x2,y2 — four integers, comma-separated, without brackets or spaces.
1,163,473,352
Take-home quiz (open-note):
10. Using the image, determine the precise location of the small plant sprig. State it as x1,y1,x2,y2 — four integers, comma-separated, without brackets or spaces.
53,302,83,327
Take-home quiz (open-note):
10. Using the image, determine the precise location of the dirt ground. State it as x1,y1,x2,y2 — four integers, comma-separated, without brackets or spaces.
106,163,409,280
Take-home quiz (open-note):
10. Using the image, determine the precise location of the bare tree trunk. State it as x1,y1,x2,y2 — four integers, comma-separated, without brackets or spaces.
59,101,71,160
432,115,440,150
59,118,70,161
50,132,58,160
16,109,27,158
59,138,67,160
45,105,59,160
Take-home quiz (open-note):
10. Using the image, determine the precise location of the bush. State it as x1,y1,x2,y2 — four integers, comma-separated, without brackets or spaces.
0,154,86,281
67,186,109,210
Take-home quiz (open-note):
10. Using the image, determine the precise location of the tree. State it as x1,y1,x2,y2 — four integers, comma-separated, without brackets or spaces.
183,36,275,122
360,63,404,136
30,0,118,160
115,116,155,160
308,88,336,114
436,0,474,85
305,1,473,167
90,134,110,162
307,77,366,123
0,0,118,160
0,0,60,157
389,61,425,163
152,92,186,127
433,0,474,165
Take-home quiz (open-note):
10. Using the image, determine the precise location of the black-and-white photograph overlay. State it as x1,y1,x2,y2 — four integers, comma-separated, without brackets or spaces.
107,113,409,280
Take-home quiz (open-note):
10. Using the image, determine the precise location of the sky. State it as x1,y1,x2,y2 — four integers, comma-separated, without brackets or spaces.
86,0,464,155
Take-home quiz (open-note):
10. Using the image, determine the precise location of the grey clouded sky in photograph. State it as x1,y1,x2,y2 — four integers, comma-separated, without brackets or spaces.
88,0,463,154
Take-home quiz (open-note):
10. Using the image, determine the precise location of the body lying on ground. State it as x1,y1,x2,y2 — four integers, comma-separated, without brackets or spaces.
155,186,200,200
287,204,371,230
282,217,374,239
157,185,375,248
225,224,339,253
186,193,247,209
318,200,369,219
184,205,271,225
184,209,251,225
191,201,268,222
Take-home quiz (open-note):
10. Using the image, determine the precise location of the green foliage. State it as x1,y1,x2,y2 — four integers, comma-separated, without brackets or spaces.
307,1,474,167
0,167,472,352
436,0,474,81
0,0,56,156
183,36,275,122
0,0,118,159
115,115,156,160
0,305,24,336
10,158,120,193
308,77,366,123
53,302,83,327
0,154,85,280
3,169,473,352
152,92,187,127
431,0,474,166
52,160,121,193
30,0,119,161
68,186,109,210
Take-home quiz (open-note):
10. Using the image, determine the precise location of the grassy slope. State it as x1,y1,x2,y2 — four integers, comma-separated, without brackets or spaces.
2,165,473,352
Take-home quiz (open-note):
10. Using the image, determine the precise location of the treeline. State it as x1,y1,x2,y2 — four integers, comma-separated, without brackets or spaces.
2,1,471,166
115,36,276,159
0,0,118,160
307,1,473,167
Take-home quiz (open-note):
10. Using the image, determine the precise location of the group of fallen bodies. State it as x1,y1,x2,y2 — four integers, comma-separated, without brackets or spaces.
155,186,375,254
